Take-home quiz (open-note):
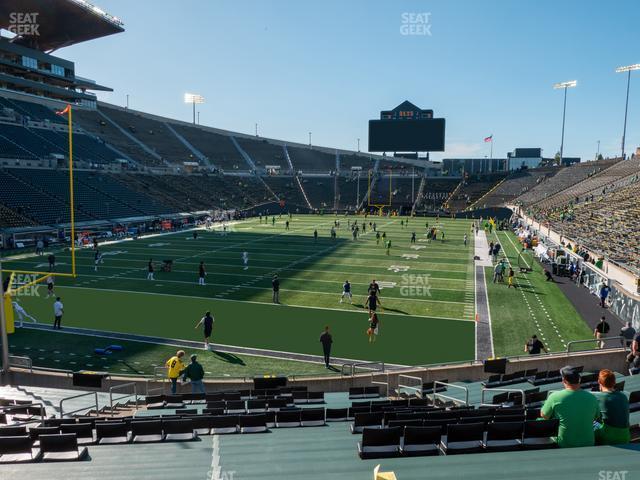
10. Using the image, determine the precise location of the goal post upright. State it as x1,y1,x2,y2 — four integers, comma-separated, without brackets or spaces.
67,105,77,277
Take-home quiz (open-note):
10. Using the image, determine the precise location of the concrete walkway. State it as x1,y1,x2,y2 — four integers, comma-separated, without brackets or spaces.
474,230,494,360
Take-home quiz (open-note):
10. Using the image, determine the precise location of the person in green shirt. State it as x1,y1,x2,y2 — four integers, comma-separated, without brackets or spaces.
181,354,205,394
594,369,630,445
541,365,599,448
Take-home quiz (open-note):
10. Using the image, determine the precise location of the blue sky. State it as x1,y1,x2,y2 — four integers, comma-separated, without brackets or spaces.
58,0,639,161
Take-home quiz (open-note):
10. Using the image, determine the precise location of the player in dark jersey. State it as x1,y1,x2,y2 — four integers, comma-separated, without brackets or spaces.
364,291,381,313
194,311,214,349
367,311,380,343
147,259,155,280
198,261,206,286
340,280,352,304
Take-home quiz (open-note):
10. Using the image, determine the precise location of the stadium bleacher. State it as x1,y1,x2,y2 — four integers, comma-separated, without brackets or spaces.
542,181,640,270
474,167,557,208
170,125,248,171
287,145,336,173
72,108,164,167
1,367,638,478
446,175,506,212
514,158,621,206
236,138,287,171
98,105,200,166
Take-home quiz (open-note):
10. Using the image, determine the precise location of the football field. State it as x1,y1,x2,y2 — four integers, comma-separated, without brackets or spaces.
5,214,477,369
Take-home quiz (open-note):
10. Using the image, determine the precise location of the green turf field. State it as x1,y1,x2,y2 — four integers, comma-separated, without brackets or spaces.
7,328,336,378
5,214,476,367
485,228,592,356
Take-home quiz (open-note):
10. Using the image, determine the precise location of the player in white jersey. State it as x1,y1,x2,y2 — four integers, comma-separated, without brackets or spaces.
12,300,38,327
242,251,249,270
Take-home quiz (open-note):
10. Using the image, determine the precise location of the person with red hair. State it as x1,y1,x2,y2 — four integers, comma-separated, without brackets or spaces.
595,369,630,445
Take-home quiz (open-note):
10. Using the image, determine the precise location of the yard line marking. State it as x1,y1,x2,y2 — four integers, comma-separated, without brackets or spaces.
52,284,475,323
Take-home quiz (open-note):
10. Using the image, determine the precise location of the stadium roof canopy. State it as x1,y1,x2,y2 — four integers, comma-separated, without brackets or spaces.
0,0,124,52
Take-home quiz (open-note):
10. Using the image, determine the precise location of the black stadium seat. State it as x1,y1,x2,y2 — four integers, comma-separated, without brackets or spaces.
484,421,523,452
522,419,559,450
96,422,131,444
401,426,441,456
629,391,640,412
60,423,95,445
163,419,196,441
131,420,165,443
301,408,325,427
211,415,238,434
39,433,88,462
276,410,301,428
440,423,484,455
358,427,402,459
239,414,267,434
351,412,384,433
0,435,41,463
326,408,349,422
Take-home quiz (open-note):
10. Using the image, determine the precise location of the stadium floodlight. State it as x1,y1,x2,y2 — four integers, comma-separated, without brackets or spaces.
184,93,204,125
553,80,577,163
615,64,640,159
553,80,577,89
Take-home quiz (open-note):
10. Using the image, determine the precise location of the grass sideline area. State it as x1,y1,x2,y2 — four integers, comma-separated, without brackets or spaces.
6,214,476,366
7,329,336,378
485,229,592,356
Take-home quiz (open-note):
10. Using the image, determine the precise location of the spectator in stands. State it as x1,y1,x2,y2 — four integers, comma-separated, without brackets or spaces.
594,316,610,349
599,282,610,308
181,354,206,394
524,334,548,355
52,296,63,330
165,350,186,394
319,326,333,368
628,331,640,370
541,365,600,448
594,369,630,445
620,322,636,348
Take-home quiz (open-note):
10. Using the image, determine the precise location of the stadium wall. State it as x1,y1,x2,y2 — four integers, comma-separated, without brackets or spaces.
3,348,628,395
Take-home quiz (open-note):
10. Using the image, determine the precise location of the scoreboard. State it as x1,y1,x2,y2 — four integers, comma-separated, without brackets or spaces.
368,100,445,152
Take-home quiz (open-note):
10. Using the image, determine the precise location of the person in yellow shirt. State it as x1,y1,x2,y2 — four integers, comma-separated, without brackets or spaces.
165,350,186,394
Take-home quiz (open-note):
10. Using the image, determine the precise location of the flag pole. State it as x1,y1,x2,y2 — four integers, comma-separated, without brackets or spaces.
490,136,493,159
67,106,76,277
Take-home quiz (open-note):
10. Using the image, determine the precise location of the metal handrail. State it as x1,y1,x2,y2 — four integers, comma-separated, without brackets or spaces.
397,374,423,397
566,336,626,353
341,360,385,377
481,387,527,406
370,372,390,397
432,381,469,406
59,391,99,418
8,355,32,372
109,382,138,416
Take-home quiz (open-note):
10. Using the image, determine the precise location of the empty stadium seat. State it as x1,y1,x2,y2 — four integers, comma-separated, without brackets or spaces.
400,425,441,456
39,433,88,462
358,427,402,459
0,435,41,463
